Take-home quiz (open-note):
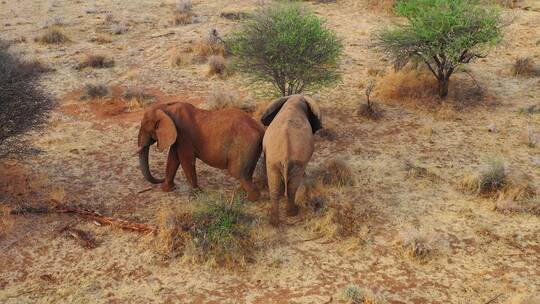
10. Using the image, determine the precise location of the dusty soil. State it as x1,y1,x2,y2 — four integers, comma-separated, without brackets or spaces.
1,0,539,303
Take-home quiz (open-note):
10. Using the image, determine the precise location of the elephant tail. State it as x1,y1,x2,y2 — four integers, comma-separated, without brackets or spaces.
283,161,290,199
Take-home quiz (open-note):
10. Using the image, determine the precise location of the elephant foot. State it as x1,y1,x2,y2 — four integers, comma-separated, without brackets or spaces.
162,183,175,192
269,207,279,227
286,204,299,217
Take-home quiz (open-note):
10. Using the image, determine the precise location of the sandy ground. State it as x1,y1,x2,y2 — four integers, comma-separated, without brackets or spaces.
1,0,539,303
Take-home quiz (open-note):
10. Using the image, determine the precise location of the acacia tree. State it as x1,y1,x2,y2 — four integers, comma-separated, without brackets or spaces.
375,0,503,98
229,4,342,96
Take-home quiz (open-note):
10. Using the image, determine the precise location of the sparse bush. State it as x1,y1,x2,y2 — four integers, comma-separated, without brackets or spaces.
192,41,226,63
511,57,538,77
374,0,503,98
479,159,508,194
169,48,191,67
110,23,128,35
173,0,195,25
460,159,508,196
310,199,370,239
35,26,70,44
358,81,381,120
313,158,355,186
460,159,538,215
76,54,114,69
153,193,255,267
0,40,53,157
80,83,110,100
207,55,227,76
340,284,382,304
398,226,446,260
189,193,254,267
122,87,155,109
89,34,112,44
229,4,343,96
205,86,240,110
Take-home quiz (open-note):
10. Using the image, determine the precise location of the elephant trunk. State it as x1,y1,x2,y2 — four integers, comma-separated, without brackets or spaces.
138,140,165,184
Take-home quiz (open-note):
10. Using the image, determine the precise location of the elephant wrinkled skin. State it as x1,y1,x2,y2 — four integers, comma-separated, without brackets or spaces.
260,95,322,226
137,102,264,201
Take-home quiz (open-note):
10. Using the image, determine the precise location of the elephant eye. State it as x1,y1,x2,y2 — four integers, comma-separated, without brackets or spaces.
154,121,160,129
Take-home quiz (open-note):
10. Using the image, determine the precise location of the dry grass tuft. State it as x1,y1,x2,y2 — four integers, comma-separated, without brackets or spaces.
169,47,191,67
493,0,521,8
192,41,226,63
315,127,338,141
375,69,438,102
309,199,371,239
460,160,538,215
459,159,507,196
340,284,383,304
122,87,155,110
35,26,70,44
207,55,227,76
205,86,240,110
511,57,538,77
76,54,114,70
154,206,192,259
313,158,355,187
89,34,112,44
398,226,446,261
80,83,110,100
172,0,195,25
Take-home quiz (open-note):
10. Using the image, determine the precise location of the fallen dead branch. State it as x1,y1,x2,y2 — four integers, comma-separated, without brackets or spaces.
10,203,156,233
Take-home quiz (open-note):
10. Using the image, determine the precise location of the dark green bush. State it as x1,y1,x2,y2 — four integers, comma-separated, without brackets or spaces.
0,40,53,157
374,0,503,98
229,4,342,96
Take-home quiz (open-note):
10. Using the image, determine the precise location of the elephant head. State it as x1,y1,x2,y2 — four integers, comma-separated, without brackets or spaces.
137,107,177,184
261,95,323,133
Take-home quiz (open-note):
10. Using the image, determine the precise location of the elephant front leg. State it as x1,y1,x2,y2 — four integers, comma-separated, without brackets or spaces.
163,147,180,192
180,152,199,189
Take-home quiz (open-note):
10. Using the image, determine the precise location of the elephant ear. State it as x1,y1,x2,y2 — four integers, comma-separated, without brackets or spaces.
302,96,323,133
260,96,290,126
154,109,177,152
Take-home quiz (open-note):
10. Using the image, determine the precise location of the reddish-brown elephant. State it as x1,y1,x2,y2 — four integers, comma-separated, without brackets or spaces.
137,102,264,201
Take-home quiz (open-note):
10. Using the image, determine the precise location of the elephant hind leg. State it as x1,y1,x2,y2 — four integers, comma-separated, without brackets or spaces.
267,165,284,226
229,141,262,202
285,164,305,217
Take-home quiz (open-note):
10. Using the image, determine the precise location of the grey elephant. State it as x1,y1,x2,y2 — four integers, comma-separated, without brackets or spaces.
260,94,322,226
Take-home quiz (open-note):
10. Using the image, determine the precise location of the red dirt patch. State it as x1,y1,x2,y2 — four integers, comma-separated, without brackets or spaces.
59,86,205,123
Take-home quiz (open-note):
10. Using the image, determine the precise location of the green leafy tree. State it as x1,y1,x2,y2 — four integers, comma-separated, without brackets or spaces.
229,4,342,96
375,0,503,98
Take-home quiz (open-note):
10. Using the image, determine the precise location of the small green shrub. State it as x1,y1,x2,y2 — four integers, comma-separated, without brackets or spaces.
190,193,254,267
154,193,255,267
374,0,503,98
229,4,342,96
